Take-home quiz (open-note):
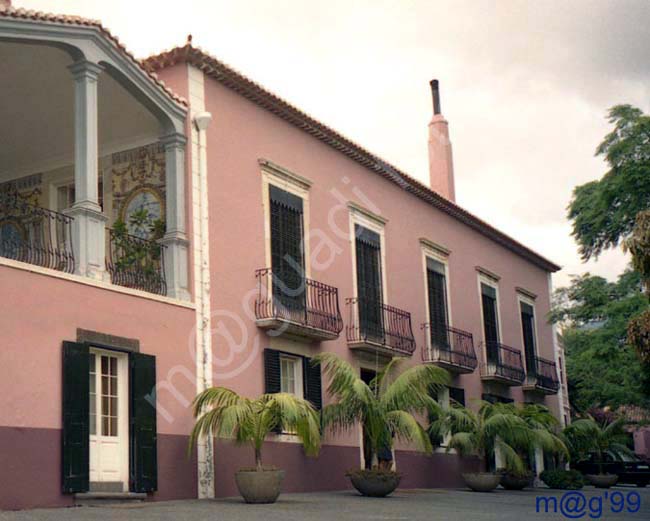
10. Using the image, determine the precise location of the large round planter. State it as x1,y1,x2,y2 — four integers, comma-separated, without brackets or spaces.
348,470,401,497
462,472,502,492
586,474,618,489
235,467,285,504
500,473,534,491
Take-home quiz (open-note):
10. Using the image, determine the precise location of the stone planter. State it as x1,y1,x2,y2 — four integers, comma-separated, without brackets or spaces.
462,472,501,492
348,469,401,497
586,474,618,489
500,472,534,490
235,467,285,504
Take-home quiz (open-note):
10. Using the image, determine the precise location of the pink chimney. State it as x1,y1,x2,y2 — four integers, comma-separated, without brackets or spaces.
0,0,12,10
428,79,455,202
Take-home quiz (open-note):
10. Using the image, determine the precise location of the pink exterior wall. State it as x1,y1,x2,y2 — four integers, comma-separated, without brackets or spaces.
0,265,198,509
200,75,561,449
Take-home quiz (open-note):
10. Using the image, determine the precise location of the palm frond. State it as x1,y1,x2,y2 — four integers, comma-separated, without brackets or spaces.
447,432,477,456
494,437,525,473
386,410,432,454
380,364,449,413
191,386,247,417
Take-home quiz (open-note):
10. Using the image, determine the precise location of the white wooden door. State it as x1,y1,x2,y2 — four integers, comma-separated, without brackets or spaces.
89,349,129,490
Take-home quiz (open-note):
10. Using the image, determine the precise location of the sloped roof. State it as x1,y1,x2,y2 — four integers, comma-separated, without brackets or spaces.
144,43,561,272
0,5,187,107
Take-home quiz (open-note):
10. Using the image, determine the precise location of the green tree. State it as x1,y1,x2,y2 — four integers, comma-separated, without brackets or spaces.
315,353,449,469
189,388,321,470
430,401,532,472
563,417,633,474
550,269,650,411
568,105,650,261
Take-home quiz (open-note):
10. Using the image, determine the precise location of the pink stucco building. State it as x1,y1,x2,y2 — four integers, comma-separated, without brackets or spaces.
0,2,567,510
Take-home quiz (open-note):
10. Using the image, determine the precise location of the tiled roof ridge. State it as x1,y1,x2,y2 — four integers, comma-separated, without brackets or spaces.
0,5,188,107
143,44,561,272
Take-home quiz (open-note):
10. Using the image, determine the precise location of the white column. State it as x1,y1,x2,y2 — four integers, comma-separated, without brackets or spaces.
439,387,452,447
535,446,545,477
193,112,215,498
548,273,568,428
160,132,190,300
65,60,108,280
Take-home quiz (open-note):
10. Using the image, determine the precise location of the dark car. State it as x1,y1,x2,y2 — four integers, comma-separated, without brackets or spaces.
574,452,650,487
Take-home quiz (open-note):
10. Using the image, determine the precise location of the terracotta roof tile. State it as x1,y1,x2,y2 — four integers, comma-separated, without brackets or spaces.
144,44,561,272
0,5,188,107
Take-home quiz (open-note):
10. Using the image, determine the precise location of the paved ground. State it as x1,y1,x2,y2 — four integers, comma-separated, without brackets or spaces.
1,486,648,520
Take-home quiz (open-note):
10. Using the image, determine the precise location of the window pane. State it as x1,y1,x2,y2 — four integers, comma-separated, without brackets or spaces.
101,355,108,375
110,417,117,437
280,357,299,395
102,416,109,436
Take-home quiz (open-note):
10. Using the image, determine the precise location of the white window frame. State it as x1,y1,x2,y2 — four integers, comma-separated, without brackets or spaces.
517,292,540,372
260,159,312,279
477,270,503,364
348,203,388,304
279,353,304,398
420,239,452,352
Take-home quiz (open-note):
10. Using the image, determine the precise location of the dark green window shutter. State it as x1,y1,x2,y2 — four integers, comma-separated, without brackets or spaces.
355,225,383,340
270,185,306,317
303,357,322,410
263,349,282,432
130,353,157,493
520,302,537,373
481,284,499,362
62,341,90,493
264,349,281,394
426,260,449,349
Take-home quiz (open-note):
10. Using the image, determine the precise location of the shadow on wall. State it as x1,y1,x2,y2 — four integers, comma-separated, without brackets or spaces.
212,439,480,497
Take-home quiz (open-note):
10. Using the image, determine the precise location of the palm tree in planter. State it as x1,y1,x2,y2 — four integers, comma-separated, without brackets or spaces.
500,404,568,490
430,401,533,492
189,387,321,503
314,353,449,497
563,416,633,488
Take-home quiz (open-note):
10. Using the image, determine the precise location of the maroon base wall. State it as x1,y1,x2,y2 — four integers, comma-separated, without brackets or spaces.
0,426,72,510
0,427,196,511
396,450,480,488
214,440,478,497
214,440,358,497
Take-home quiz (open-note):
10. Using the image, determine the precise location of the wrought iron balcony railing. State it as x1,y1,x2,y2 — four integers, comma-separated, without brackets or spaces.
106,228,167,296
480,341,526,385
346,297,416,356
421,324,478,373
0,194,75,273
524,355,559,394
254,268,343,339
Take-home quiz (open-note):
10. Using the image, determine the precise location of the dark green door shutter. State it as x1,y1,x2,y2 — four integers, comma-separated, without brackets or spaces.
270,186,306,318
303,357,322,410
426,260,449,349
520,303,537,373
62,341,90,493
355,225,383,341
130,353,157,493
481,284,499,363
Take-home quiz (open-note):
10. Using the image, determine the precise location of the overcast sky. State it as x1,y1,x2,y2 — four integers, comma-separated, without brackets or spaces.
21,0,650,287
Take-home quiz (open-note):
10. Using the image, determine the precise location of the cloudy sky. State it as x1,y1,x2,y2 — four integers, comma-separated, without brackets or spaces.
21,0,650,287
